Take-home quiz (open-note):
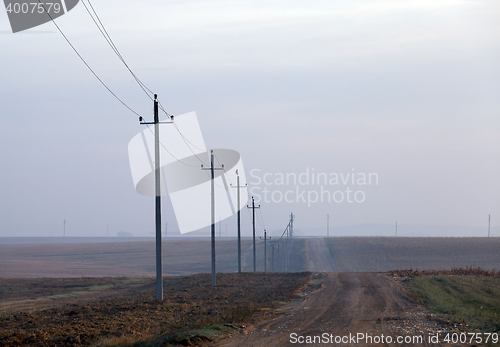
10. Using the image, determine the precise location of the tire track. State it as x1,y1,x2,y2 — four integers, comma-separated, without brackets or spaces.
215,272,460,346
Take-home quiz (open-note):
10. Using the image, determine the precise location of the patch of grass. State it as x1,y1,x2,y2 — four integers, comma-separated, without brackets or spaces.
408,274,500,332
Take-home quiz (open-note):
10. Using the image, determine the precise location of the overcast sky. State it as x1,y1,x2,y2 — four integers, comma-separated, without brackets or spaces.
1,0,499,237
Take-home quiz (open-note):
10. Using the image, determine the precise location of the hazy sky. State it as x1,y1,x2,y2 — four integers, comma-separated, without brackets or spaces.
1,0,499,237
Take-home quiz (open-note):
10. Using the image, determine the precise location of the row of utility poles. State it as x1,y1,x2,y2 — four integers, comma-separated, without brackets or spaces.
143,94,494,301
143,94,289,296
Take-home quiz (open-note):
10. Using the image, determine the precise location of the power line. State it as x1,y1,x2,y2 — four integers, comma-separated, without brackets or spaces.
82,0,155,101
257,209,266,231
36,0,143,118
144,124,199,168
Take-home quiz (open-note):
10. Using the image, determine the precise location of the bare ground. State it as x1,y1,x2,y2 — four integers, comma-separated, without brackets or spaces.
215,272,461,347
0,273,310,346
2,238,497,346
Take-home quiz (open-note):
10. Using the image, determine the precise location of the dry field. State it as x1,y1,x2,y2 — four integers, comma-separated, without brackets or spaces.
0,239,260,278
321,237,500,272
0,273,310,346
1,237,498,278
1,237,499,346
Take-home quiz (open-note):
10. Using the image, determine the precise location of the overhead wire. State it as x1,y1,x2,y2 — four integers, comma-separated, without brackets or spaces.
81,0,218,176
158,99,210,167
214,153,239,200
41,0,223,181
78,0,209,171
143,124,201,168
257,209,266,231
83,0,155,101
36,0,143,118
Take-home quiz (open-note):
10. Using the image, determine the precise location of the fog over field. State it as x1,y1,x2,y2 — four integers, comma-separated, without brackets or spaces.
1,1,499,238
1,238,499,278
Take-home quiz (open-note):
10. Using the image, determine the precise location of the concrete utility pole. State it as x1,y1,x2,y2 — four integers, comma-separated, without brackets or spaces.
247,196,260,272
488,214,491,238
277,243,281,272
202,150,224,285
153,96,162,299
271,244,275,272
260,231,270,272
395,222,398,237
286,213,294,272
139,94,173,300
63,219,66,237
231,170,246,273
327,214,329,237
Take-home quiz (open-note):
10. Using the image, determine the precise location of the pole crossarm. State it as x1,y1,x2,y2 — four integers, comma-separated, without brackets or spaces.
140,121,173,125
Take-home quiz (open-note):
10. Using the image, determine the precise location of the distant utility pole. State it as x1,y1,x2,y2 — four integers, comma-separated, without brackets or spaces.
271,244,275,272
107,225,109,237
63,219,66,237
231,170,247,273
260,231,270,272
488,214,491,238
276,243,281,272
140,94,173,300
165,222,168,238
287,213,294,272
202,150,224,285
247,196,260,272
395,222,397,237
327,214,329,237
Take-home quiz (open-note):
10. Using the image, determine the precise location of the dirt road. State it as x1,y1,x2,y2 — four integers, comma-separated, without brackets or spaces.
216,272,455,346
305,238,336,272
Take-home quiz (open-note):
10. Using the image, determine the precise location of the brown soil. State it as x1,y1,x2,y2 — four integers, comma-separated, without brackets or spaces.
0,272,309,346
215,272,462,347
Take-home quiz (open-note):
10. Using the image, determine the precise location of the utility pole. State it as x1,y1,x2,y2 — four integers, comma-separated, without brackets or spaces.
139,94,173,300
271,244,275,272
260,231,270,272
63,219,66,237
488,214,491,238
277,243,280,272
106,225,108,238
327,214,329,237
286,213,294,272
165,222,167,238
231,170,246,273
395,222,397,237
247,196,260,272
202,150,224,285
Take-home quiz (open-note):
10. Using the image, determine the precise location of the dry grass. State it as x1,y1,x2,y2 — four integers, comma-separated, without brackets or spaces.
394,267,500,337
